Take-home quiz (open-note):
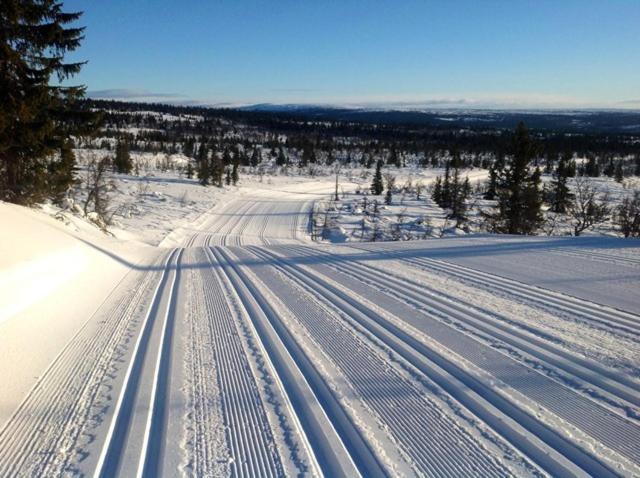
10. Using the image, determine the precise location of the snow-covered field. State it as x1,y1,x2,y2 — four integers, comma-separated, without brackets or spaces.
1,173,639,477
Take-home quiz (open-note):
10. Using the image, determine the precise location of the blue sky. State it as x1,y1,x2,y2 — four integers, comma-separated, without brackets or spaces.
64,0,640,109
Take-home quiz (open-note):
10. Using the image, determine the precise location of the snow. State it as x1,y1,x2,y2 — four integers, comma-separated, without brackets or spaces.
0,201,156,428
1,167,639,477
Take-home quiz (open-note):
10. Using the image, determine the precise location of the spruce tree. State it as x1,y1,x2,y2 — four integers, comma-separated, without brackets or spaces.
48,139,77,205
301,146,316,167
603,158,615,177
441,160,451,208
614,162,624,183
276,147,287,166
231,162,239,185
197,144,210,185
371,160,384,195
211,153,223,187
551,153,573,213
486,122,543,234
388,148,400,167
1,1,97,203
222,148,232,167
450,176,471,228
584,155,600,177
114,140,132,174
250,148,260,167
431,176,442,204
484,153,504,200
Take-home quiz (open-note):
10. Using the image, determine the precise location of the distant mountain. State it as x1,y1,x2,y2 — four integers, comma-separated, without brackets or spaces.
239,104,640,134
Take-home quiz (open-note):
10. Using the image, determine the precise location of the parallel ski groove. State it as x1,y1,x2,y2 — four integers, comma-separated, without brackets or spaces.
232,246,519,477
249,245,626,477
284,245,640,408
0,254,165,476
405,255,640,335
211,246,383,478
94,248,181,478
196,246,285,477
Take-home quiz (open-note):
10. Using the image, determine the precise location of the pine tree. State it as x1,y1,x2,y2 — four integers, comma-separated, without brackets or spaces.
551,153,573,213
522,167,544,231
431,176,442,204
325,150,335,166
48,139,77,205
484,153,504,200
211,153,223,187
222,148,232,167
614,161,624,183
449,175,471,227
441,161,451,208
388,148,400,167
276,147,287,166
183,137,195,158
250,148,261,167
584,155,600,177
486,122,543,234
1,1,98,203
603,158,615,177
384,175,395,205
231,162,239,185
371,160,384,195
225,166,232,186
301,146,316,167
113,140,132,174
432,155,470,227
197,143,210,185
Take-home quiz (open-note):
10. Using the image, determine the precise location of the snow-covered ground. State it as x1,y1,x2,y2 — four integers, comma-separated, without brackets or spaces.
1,170,639,477
312,168,489,242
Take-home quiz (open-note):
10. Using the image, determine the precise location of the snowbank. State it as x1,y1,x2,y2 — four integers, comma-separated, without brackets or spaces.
0,201,155,425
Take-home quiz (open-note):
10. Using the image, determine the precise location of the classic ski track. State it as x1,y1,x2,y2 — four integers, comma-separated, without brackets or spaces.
347,242,640,336
405,255,640,336
197,245,289,477
181,247,227,477
281,244,640,412
192,200,258,247
6,181,639,477
228,247,523,477
210,246,382,478
94,248,182,478
0,253,166,476
249,245,637,477
548,247,640,268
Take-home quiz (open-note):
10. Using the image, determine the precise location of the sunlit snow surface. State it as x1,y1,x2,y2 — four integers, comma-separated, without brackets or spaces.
0,246,87,324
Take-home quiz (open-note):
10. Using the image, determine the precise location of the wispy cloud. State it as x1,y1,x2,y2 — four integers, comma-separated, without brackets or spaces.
85,88,640,111
87,89,188,100
268,88,325,93
618,99,640,106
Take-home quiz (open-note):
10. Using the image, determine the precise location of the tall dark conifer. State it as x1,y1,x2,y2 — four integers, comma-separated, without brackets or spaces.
551,153,573,213
371,159,384,195
486,122,543,234
197,143,209,185
113,139,132,174
1,0,98,203
484,153,504,200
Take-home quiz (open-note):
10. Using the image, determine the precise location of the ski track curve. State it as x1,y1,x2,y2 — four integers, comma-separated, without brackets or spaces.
247,244,639,476
225,246,528,477
281,244,640,411
4,182,640,477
